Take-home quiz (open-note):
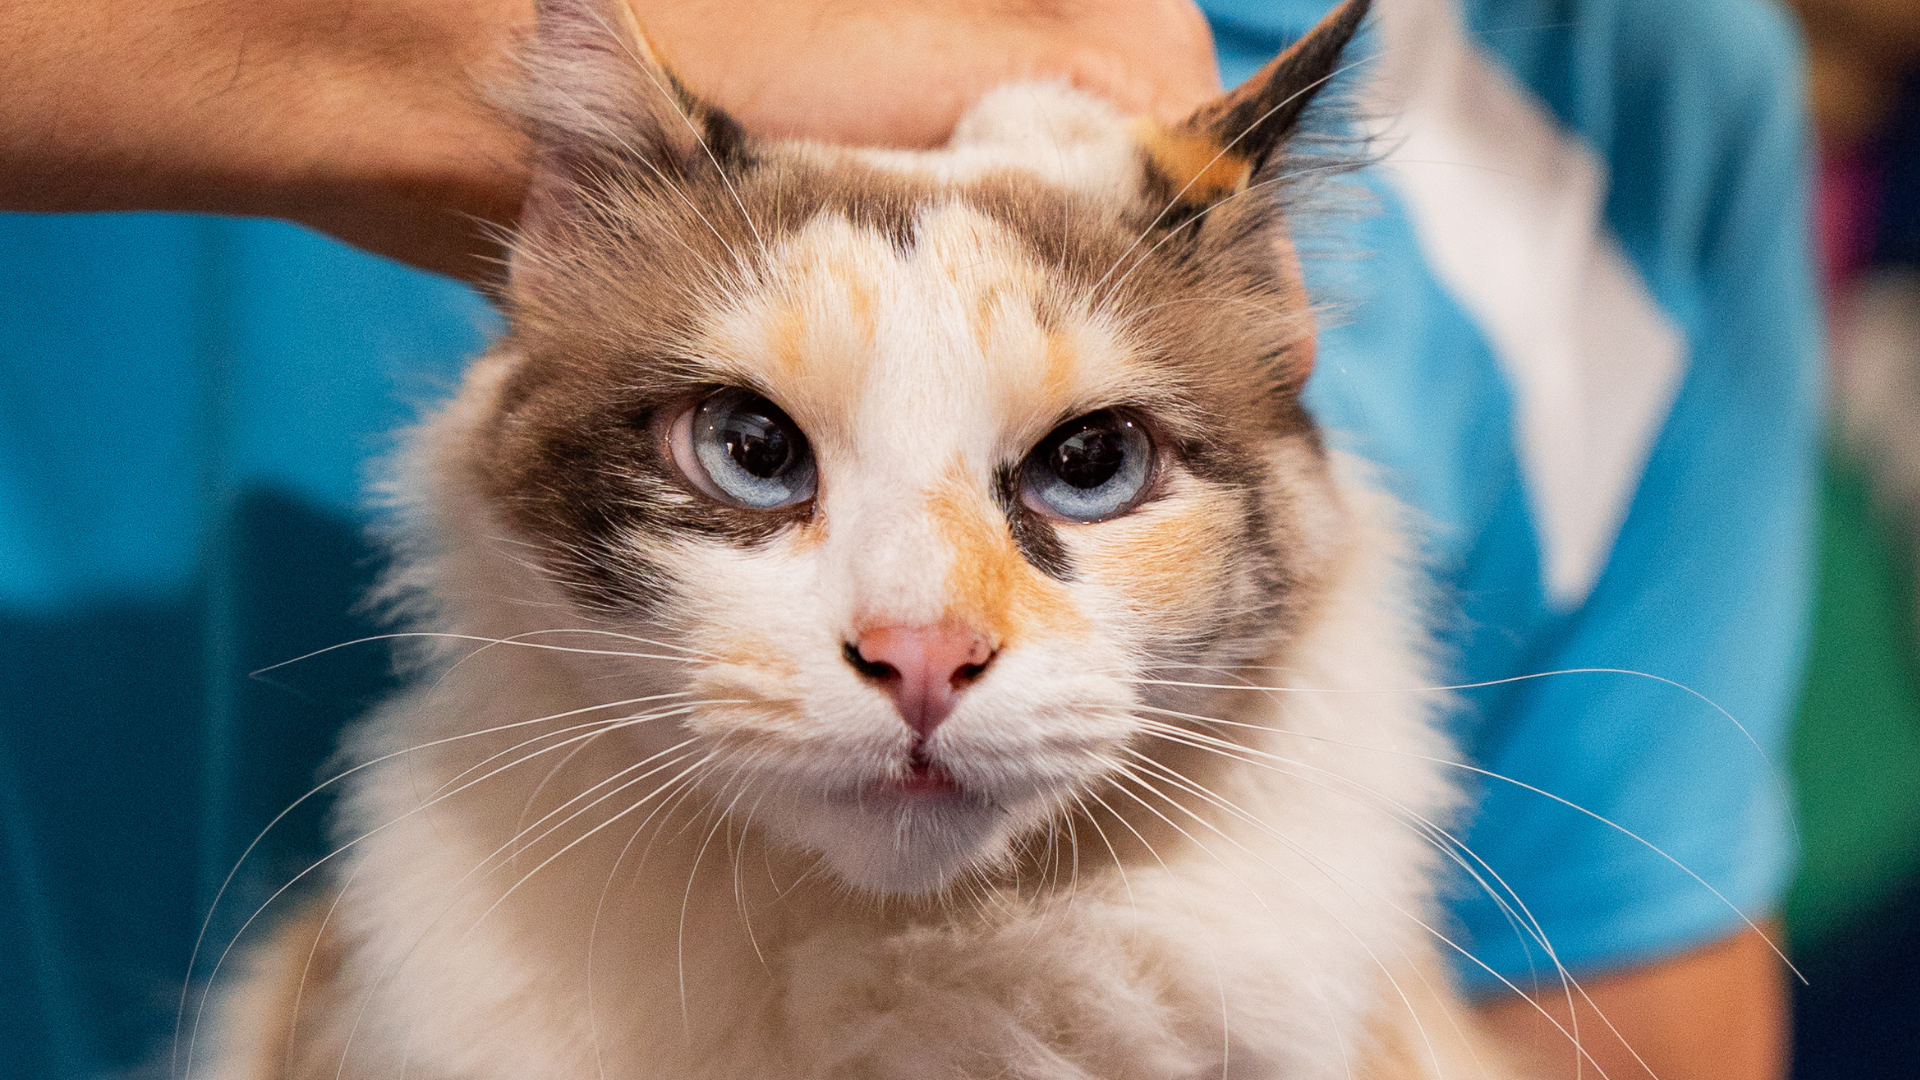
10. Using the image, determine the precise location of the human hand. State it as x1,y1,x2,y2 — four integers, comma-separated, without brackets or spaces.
0,0,1220,281
637,0,1222,149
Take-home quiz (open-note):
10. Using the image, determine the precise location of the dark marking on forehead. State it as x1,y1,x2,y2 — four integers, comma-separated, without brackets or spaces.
735,162,924,253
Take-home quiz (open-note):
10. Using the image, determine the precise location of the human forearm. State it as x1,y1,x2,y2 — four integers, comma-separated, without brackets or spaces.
1472,926,1789,1080
0,0,532,275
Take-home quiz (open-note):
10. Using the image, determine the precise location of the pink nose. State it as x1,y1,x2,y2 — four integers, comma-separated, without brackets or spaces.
847,624,996,736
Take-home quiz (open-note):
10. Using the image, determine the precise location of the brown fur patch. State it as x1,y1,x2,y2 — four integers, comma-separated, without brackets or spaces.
926,461,1086,646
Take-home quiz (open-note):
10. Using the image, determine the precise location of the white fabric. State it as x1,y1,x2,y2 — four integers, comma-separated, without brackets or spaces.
1364,0,1687,607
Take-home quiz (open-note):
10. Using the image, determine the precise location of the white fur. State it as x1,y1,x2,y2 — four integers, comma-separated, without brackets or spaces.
206,439,1471,1078
812,83,1152,205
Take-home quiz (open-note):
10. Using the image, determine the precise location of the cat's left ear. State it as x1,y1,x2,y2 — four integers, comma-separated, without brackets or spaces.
511,0,747,237
1138,0,1369,213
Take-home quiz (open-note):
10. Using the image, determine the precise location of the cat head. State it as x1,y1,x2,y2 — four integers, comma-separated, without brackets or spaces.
446,0,1369,896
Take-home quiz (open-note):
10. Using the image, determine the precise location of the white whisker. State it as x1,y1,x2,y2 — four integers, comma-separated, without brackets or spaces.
677,746,763,1029
1117,711,1664,1075
1105,754,1487,1080
250,630,715,679
1126,694,1801,982
178,694,711,1074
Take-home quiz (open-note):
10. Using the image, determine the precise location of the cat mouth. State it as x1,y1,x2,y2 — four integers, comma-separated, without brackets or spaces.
875,749,965,800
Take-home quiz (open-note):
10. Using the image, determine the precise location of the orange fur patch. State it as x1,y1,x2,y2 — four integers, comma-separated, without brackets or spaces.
925,461,1085,646
749,236,886,416
1131,120,1253,204
1083,488,1231,615
971,284,1009,358
829,261,878,347
769,302,810,377
1040,330,1078,403
703,630,803,678
790,513,830,551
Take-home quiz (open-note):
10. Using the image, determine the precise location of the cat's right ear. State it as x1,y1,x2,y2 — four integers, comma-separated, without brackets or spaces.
508,0,746,244
1136,0,1368,218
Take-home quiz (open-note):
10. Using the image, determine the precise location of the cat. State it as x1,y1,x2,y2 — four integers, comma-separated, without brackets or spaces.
199,0,1522,1075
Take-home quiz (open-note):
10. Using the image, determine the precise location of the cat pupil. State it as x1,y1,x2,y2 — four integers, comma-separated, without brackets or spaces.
723,409,792,478
1051,422,1127,489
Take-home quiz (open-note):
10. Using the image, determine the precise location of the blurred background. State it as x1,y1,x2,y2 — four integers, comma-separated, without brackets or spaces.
1782,0,1920,1073
0,1,1915,1077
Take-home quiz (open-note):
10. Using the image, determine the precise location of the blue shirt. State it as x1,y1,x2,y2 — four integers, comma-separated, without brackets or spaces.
0,0,1816,1072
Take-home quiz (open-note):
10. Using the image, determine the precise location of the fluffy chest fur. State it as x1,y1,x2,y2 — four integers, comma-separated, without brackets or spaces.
203,1,1516,1077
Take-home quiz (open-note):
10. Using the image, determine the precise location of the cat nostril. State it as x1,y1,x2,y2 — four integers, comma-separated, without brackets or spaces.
843,641,897,681
848,624,997,736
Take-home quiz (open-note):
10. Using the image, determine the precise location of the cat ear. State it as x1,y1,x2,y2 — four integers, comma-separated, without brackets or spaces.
1138,0,1369,213
511,0,747,233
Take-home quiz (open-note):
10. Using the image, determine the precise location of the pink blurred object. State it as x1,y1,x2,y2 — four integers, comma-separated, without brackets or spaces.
1818,137,1887,299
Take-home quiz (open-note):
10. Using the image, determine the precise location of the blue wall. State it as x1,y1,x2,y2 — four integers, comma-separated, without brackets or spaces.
0,213,492,1078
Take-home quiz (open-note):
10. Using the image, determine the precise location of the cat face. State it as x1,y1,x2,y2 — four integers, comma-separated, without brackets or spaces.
456,0,1365,895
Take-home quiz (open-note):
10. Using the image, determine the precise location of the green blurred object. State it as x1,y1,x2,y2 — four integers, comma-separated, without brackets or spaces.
1788,447,1920,944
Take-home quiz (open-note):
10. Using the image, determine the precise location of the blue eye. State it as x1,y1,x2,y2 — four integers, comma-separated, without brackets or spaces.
677,390,817,508
1020,411,1155,523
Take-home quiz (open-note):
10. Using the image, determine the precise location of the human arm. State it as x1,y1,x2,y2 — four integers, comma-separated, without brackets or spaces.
1473,926,1788,1080
0,0,532,278
0,0,1220,280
